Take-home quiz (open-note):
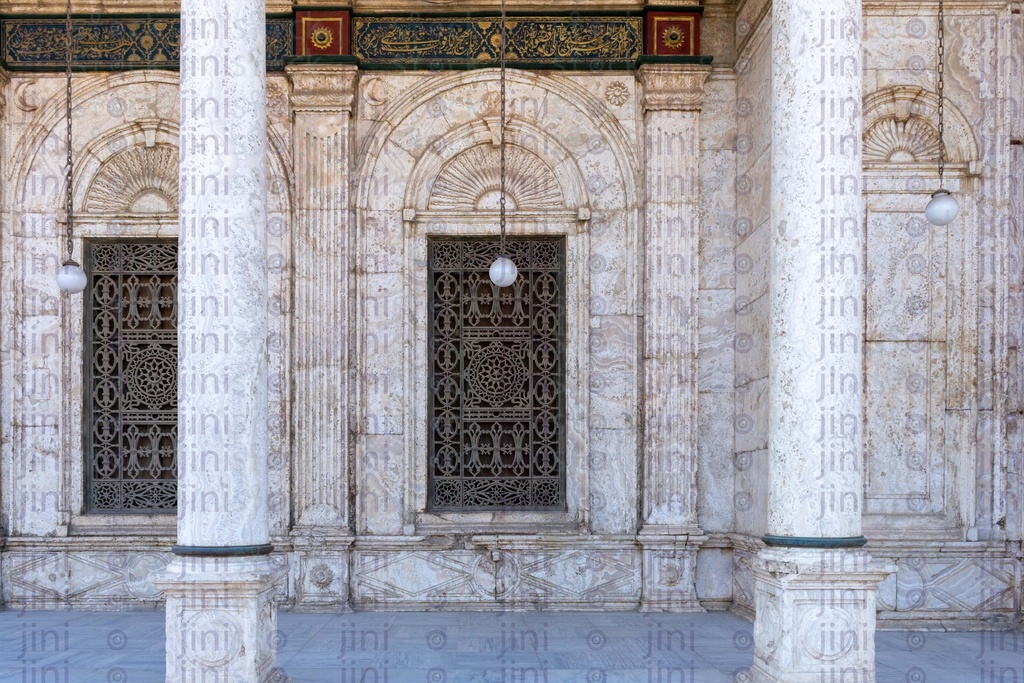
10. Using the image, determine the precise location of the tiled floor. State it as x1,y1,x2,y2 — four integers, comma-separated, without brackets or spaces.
0,609,1017,682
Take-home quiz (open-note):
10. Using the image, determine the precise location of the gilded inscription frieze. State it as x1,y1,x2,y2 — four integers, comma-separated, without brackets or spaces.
0,17,293,70
352,16,642,67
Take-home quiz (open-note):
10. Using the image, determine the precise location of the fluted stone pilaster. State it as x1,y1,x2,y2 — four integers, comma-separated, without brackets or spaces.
637,63,711,612
287,65,357,533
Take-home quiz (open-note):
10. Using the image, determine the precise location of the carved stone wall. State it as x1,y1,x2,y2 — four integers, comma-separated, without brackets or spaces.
0,3,1020,626
0,71,294,608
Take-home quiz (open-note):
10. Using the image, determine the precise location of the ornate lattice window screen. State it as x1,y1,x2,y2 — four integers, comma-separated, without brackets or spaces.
85,241,178,512
428,237,566,511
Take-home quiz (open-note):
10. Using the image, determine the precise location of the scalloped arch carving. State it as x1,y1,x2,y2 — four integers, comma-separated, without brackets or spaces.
85,145,178,213
429,143,563,212
862,85,978,167
863,117,942,164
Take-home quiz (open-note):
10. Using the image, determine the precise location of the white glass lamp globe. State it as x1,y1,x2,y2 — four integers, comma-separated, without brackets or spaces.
56,259,87,293
925,189,960,226
489,256,518,287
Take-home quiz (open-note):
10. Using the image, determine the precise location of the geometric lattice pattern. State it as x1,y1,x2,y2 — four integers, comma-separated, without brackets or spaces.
84,241,177,512
428,237,565,510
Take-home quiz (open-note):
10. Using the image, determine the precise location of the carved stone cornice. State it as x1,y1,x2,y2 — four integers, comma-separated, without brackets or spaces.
638,63,712,112
286,64,358,114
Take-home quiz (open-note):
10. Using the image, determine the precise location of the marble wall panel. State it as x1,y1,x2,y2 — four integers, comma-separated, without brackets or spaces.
733,449,768,538
730,544,757,618
359,271,406,437
698,290,735,394
358,435,405,536
588,428,636,535
2,546,173,610
293,551,350,609
892,555,1017,616
701,73,738,154
357,210,404,273
734,32,771,174
731,8,770,537
865,342,947,520
697,393,734,534
589,315,636,431
734,148,770,240
564,74,639,148
699,148,738,291
506,547,640,609
734,219,768,307
863,16,936,76
866,211,947,342
734,373,767,456
351,549,493,608
696,547,733,607
589,213,635,317
733,292,768,390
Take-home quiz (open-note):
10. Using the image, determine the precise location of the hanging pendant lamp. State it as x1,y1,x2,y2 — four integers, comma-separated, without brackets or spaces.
925,0,960,227
56,0,86,293
488,0,518,288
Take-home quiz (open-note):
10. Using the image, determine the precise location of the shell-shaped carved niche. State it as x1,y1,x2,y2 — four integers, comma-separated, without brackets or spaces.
429,144,563,212
85,145,178,213
863,116,943,164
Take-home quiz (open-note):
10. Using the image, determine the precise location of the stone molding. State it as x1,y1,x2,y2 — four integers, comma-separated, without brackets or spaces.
639,63,712,111
286,64,358,114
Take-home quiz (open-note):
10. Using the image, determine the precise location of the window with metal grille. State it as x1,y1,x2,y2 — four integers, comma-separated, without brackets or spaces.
428,236,566,511
84,240,178,513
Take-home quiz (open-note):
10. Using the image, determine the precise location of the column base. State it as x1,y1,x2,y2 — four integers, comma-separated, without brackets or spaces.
637,530,706,612
751,548,896,683
155,555,287,683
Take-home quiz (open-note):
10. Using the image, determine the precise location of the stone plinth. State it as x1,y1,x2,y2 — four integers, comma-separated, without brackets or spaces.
157,556,286,682
637,533,707,612
752,549,894,683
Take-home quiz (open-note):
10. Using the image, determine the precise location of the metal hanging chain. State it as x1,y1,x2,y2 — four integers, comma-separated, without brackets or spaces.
64,0,74,260
499,0,507,253
937,0,946,185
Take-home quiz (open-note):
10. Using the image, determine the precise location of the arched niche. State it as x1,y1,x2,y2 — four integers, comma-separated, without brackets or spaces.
5,70,294,539
859,85,980,540
353,69,642,538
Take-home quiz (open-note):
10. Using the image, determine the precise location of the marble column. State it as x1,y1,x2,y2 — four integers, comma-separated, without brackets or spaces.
0,67,7,606
637,64,711,612
154,1,283,681
285,64,358,607
754,1,892,681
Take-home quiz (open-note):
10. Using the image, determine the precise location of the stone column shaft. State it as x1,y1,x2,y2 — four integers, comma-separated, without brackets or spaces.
637,64,710,612
767,0,863,544
176,0,270,551
754,2,892,682
157,1,282,681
